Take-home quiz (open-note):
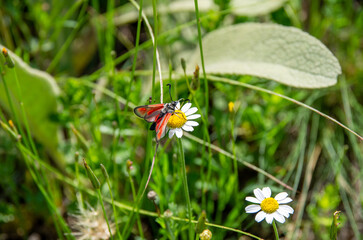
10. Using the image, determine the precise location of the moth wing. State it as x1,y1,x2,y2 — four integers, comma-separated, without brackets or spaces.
134,104,164,122
155,113,171,141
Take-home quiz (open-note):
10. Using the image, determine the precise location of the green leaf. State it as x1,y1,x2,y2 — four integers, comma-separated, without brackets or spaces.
186,23,341,88
0,45,62,161
230,0,287,16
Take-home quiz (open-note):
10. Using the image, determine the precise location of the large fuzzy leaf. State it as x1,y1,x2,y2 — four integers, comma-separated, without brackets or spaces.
0,45,62,160
187,23,341,88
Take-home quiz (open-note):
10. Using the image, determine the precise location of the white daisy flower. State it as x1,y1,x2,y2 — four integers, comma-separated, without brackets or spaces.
245,187,294,224
167,102,200,139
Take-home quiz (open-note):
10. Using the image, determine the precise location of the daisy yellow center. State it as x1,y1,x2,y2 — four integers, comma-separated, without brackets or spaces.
260,198,279,214
167,110,187,128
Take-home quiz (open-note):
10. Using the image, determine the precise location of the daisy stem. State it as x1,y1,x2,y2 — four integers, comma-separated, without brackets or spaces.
272,221,280,240
177,138,194,239
97,189,114,240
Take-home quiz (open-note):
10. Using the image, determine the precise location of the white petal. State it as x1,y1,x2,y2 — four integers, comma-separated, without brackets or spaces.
275,192,288,201
169,129,175,139
245,196,261,204
175,128,183,138
265,214,274,224
262,187,271,198
255,211,266,222
176,102,181,109
273,212,285,223
187,114,201,120
278,197,293,204
182,125,194,132
185,107,198,116
277,208,290,218
181,103,191,112
253,188,265,201
279,205,294,215
185,121,199,127
245,205,261,213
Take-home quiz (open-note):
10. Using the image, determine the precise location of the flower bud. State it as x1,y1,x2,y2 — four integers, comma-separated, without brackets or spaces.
196,210,207,234
164,209,173,218
191,65,200,91
199,229,212,240
181,58,187,74
0,120,18,140
100,164,109,180
83,159,100,189
126,160,133,171
147,190,157,201
2,48,15,68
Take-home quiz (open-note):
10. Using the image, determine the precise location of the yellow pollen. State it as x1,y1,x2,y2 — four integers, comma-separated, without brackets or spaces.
260,198,279,214
167,110,187,129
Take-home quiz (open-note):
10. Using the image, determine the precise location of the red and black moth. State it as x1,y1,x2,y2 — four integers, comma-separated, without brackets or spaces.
134,84,189,141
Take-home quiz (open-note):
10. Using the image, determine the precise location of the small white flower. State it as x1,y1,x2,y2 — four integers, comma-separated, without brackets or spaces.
167,102,200,139
245,187,294,224
69,204,115,240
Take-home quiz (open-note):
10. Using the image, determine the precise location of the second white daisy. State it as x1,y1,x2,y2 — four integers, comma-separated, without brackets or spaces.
167,102,200,138
245,187,294,224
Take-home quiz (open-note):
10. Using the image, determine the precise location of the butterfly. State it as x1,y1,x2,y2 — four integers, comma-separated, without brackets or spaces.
134,84,188,141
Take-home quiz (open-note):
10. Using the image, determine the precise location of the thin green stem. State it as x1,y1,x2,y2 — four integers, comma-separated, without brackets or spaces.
124,0,144,111
47,16,87,73
122,133,152,239
272,221,280,240
128,172,144,238
105,178,123,240
193,0,213,207
97,189,114,240
183,66,212,210
230,113,239,197
151,0,158,100
11,67,39,156
193,0,209,115
129,0,164,102
74,153,84,210
177,138,193,239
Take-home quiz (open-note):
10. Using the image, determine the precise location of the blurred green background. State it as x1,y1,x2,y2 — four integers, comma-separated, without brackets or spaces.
0,0,362,239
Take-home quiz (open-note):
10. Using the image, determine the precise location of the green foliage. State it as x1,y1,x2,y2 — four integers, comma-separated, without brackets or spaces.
0,0,362,239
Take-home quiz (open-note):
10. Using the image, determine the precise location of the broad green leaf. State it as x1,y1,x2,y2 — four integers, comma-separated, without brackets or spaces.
186,23,341,88
231,0,287,16
0,45,62,162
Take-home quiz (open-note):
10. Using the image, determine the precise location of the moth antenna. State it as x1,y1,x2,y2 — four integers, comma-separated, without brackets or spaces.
167,84,174,101
174,111,184,119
